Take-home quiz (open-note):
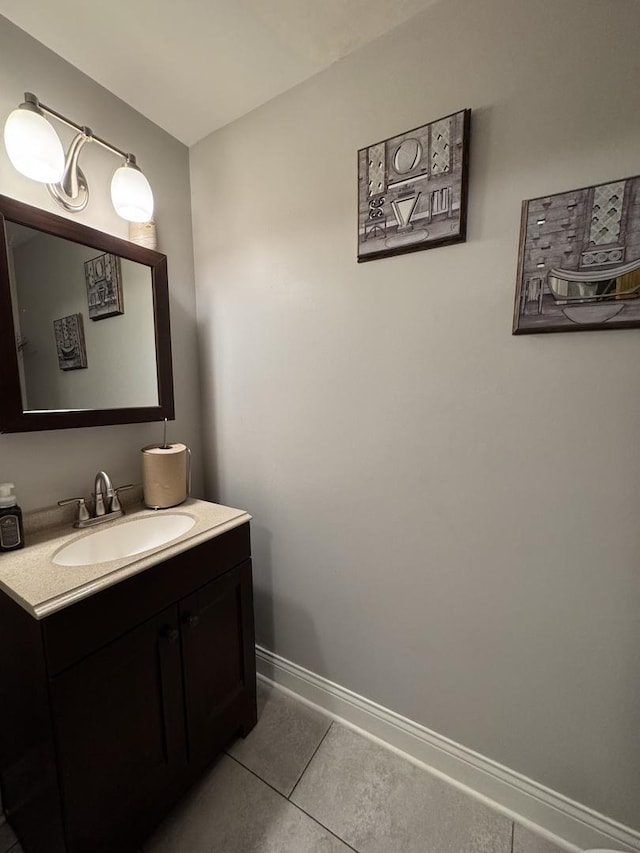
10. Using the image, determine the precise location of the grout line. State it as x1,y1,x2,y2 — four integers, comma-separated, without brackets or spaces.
227,753,292,800
288,720,333,801
226,751,359,852
289,799,360,853
511,820,515,853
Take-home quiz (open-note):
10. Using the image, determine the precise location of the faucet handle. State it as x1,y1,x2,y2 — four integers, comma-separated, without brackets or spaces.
111,483,135,513
58,497,91,524
114,483,135,493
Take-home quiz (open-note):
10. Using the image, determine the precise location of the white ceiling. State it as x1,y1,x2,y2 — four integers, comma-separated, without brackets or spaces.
0,0,440,146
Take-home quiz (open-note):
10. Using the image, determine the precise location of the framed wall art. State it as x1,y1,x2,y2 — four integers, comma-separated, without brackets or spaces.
53,313,87,370
513,174,640,333
84,252,123,320
357,108,471,262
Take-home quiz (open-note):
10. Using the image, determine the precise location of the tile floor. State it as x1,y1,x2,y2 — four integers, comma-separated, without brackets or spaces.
143,681,568,853
0,680,569,853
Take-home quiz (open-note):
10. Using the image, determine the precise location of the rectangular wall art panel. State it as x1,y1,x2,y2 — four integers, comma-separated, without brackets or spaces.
357,109,471,262
53,313,87,370
85,253,124,321
513,175,640,333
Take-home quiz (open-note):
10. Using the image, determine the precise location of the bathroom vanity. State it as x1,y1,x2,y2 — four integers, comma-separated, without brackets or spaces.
0,499,257,853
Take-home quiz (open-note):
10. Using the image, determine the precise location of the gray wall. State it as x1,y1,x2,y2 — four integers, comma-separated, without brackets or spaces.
190,0,640,830
0,15,202,510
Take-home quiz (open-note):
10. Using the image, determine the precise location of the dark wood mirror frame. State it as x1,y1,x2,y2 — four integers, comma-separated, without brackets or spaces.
0,195,174,433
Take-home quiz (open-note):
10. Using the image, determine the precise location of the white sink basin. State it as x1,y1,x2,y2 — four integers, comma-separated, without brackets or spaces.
53,513,196,566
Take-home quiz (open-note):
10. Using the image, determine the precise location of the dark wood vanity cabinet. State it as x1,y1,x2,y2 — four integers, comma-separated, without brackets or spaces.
0,523,257,853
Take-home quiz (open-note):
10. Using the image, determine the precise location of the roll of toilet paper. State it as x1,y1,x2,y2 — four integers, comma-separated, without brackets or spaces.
141,443,190,509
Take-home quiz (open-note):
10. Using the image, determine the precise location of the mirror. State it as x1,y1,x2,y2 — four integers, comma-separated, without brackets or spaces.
0,195,174,432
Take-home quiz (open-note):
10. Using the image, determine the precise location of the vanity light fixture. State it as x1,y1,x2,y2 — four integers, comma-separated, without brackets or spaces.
3,93,154,223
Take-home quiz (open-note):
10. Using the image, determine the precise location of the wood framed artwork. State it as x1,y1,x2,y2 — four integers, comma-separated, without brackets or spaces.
513,174,640,334
84,252,123,320
53,313,87,370
357,108,471,263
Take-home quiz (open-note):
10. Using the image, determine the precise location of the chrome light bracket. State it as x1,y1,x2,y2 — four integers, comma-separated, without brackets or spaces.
46,128,93,212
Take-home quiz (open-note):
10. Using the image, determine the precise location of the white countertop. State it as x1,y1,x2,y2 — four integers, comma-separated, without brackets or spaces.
0,498,251,620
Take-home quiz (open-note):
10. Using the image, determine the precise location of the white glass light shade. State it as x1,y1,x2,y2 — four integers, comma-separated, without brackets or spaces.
110,163,154,223
3,107,65,183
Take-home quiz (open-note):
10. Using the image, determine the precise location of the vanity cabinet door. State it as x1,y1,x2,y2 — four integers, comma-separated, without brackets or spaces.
49,605,187,853
180,559,257,767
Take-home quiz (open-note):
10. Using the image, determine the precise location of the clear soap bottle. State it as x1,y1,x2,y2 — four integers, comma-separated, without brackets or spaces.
0,483,24,552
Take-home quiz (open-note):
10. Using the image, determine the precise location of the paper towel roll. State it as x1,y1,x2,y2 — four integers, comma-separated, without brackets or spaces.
141,443,189,509
129,220,157,250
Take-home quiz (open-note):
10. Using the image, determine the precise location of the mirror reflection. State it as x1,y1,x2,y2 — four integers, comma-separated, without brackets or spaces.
548,268,640,302
7,222,158,412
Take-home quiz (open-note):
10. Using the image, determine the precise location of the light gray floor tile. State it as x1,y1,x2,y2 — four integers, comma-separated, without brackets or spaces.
228,680,331,796
291,724,512,853
0,821,17,853
513,824,570,853
143,753,352,853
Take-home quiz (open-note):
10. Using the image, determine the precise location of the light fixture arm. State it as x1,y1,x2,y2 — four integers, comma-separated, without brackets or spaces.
47,127,92,212
27,92,132,162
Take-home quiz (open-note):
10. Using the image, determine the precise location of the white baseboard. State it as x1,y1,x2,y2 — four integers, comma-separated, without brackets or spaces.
256,645,640,853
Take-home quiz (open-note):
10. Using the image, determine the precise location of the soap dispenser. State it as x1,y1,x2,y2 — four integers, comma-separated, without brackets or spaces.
0,483,24,552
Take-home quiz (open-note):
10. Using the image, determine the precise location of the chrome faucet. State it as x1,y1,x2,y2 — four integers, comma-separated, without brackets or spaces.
59,471,134,528
94,470,116,516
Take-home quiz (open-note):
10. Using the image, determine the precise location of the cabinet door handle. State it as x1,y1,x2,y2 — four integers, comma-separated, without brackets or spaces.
160,626,179,643
185,614,200,628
